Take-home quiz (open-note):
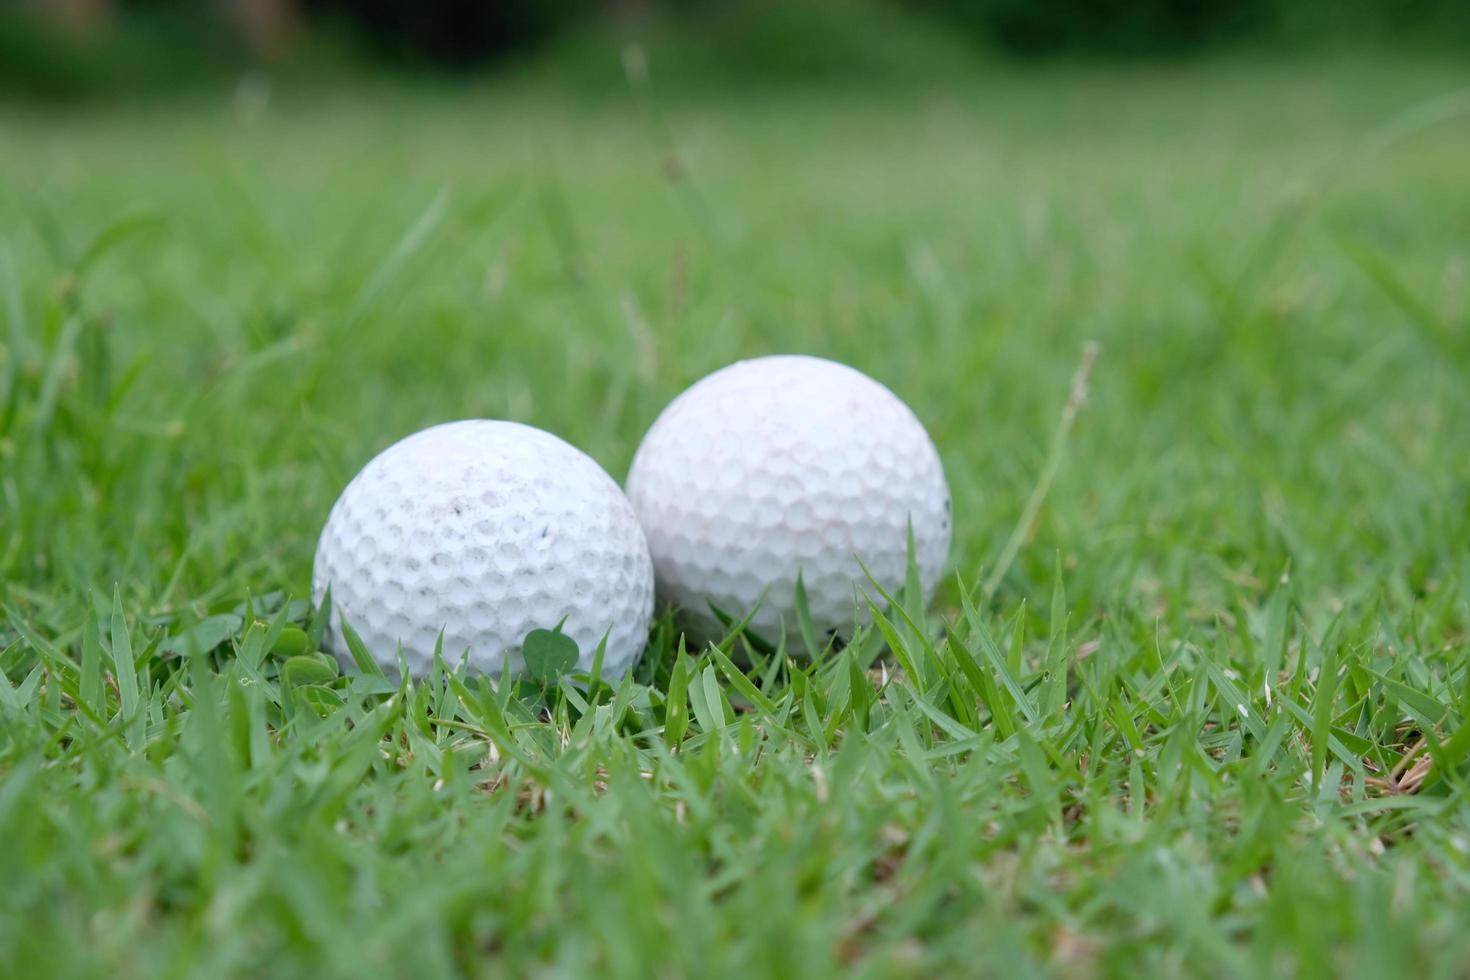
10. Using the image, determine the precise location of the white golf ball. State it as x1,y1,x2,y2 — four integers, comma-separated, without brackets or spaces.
313,420,654,678
626,355,950,643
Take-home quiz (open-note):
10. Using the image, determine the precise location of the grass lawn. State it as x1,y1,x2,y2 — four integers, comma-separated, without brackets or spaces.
2,49,1470,976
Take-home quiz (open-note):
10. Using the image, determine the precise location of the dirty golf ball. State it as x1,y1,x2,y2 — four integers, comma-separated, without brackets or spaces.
313,420,654,678
626,355,950,643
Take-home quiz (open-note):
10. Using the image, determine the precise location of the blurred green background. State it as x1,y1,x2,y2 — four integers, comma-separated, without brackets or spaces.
2,0,1468,100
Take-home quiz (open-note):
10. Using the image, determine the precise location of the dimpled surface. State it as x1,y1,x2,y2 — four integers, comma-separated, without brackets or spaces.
626,356,950,642
313,420,654,679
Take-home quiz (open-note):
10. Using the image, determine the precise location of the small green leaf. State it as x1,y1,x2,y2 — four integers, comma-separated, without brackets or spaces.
270,627,311,660
523,628,579,684
664,638,691,748
296,684,346,717
689,663,731,733
282,655,340,688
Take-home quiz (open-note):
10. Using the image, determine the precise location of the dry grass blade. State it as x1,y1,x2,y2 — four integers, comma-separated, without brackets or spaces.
981,341,1100,603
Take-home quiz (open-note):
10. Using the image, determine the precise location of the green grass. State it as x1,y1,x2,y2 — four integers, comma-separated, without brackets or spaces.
2,49,1470,977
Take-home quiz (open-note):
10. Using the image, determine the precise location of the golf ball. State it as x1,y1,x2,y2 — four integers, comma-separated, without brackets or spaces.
313,420,654,678
626,355,950,643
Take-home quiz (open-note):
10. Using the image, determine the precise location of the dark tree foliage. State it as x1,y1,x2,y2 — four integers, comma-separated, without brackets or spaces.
3,0,1468,94
927,0,1268,54
302,0,592,67
921,0,1470,54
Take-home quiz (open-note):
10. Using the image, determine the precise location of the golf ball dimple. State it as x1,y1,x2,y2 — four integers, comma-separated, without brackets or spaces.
313,420,654,678
626,355,951,643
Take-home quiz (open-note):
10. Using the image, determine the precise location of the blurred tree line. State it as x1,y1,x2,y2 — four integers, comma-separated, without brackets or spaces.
3,0,1467,96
